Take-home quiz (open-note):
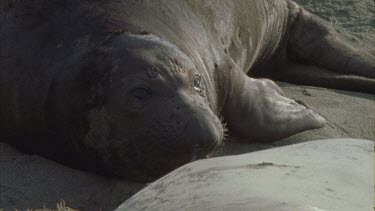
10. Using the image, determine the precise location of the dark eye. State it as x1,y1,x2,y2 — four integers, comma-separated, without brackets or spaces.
193,75,204,94
131,88,152,100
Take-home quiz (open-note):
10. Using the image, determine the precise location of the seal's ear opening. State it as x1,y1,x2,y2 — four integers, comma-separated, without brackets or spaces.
223,77,326,142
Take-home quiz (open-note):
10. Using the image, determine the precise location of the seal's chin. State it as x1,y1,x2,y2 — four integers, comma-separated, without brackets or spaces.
190,141,220,161
132,138,221,179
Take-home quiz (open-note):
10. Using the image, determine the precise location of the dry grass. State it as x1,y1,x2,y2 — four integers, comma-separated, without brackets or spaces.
6,200,79,211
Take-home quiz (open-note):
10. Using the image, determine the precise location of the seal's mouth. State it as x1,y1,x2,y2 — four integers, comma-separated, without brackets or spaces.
154,139,220,154
132,138,221,174
190,142,220,160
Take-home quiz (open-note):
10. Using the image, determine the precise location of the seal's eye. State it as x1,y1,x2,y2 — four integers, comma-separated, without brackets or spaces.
193,75,204,94
131,88,152,100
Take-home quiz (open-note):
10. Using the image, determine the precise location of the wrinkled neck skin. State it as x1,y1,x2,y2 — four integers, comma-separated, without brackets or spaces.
94,0,289,113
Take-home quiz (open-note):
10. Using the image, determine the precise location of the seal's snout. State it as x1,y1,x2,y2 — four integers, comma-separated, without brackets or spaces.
148,107,222,155
146,93,223,157
166,93,223,153
185,114,222,151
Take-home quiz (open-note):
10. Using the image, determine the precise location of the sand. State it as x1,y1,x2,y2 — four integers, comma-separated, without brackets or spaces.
1,0,374,210
0,143,145,211
294,0,375,48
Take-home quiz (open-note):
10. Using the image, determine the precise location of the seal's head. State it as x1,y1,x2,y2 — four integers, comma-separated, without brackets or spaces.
79,33,224,181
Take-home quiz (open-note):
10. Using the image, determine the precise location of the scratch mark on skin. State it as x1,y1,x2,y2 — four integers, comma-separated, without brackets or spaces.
246,162,302,169
194,162,303,174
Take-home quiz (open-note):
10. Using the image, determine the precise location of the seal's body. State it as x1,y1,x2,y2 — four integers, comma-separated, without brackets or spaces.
0,0,373,181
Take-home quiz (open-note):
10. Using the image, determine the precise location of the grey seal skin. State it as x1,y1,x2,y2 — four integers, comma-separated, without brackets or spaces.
0,0,373,181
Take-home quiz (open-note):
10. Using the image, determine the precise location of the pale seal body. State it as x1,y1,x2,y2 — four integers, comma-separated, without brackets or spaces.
117,139,374,211
0,0,373,181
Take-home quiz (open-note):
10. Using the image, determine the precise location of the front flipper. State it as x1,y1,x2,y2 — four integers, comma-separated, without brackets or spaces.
223,76,325,142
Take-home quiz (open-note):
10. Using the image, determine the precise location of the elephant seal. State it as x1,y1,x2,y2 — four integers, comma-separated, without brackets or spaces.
0,0,374,181
116,139,374,211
